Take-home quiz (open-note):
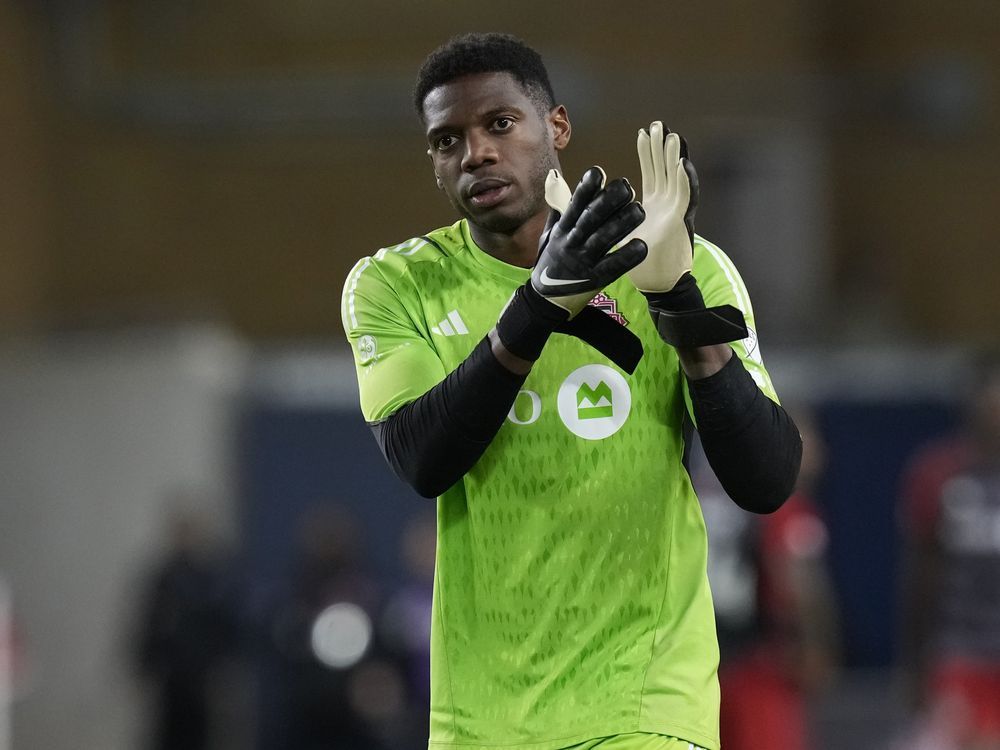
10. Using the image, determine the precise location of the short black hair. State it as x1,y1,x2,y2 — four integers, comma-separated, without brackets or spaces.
413,32,556,119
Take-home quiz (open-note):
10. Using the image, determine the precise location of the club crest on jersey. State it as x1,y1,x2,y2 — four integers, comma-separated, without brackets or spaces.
587,292,629,327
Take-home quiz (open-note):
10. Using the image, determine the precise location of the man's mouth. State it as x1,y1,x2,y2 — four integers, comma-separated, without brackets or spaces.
467,180,511,208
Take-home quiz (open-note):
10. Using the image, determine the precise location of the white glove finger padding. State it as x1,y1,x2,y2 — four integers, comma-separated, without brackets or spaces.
636,128,655,200
672,160,690,212
544,169,572,215
663,132,682,199
649,121,666,194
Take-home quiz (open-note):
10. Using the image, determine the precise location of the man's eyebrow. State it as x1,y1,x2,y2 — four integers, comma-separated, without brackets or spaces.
480,104,527,122
425,122,453,142
425,105,527,142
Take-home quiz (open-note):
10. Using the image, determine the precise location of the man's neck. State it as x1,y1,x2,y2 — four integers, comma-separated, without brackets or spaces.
469,210,548,269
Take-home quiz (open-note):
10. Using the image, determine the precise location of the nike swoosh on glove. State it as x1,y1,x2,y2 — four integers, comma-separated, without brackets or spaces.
529,166,648,317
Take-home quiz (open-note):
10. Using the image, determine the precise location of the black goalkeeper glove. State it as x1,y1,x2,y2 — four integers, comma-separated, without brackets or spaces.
495,166,648,370
530,166,647,316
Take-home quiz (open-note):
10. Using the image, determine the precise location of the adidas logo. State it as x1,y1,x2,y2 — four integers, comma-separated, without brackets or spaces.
431,310,469,337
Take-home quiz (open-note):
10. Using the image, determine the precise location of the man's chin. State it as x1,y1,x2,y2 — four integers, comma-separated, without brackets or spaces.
464,203,533,235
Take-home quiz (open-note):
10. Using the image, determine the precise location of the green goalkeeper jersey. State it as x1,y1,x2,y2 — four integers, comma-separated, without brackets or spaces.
342,219,778,750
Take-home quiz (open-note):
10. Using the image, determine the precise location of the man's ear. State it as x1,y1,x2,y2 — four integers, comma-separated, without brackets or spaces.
427,148,444,190
549,105,571,151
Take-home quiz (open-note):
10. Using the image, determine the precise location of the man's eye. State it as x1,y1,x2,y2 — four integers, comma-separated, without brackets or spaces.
435,135,456,151
494,117,513,130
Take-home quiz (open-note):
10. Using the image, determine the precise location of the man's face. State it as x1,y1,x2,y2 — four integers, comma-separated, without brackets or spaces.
422,71,570,235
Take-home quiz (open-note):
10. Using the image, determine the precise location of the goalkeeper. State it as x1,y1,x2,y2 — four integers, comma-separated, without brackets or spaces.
341,32,802,750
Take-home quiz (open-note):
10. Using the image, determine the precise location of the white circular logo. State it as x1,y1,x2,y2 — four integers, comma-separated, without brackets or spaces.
357,335,377,364
557,364,631,440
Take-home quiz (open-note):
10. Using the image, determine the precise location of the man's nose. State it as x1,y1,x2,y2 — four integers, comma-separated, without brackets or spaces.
462,132,498,171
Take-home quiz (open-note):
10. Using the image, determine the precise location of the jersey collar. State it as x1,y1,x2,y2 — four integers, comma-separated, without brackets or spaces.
460,220,532,283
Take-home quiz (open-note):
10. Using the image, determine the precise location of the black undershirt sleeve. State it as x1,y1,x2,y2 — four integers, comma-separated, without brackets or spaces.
372,329,800,508
369,336,526,499
688,352,803,513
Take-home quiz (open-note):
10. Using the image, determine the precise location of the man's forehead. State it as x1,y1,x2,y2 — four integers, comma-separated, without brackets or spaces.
423,71,531,126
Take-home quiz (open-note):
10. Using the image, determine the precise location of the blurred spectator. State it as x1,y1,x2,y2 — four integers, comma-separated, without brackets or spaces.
134,506,238,750
267,503,408,750
698,406,839,750
897,352,1000,750
380,512,437,748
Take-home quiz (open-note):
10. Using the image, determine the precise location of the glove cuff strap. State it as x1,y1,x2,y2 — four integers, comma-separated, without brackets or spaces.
642,272,706,313
642,273,747,348
558,307,644,374
495,284,568,361
647,304,748,348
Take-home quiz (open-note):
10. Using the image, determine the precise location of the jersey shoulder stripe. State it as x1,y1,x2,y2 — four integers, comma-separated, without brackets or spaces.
690,234,776,400
691,234,754,318
341,221,466,332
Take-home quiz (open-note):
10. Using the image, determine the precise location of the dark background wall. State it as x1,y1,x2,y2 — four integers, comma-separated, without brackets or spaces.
1,0,997,343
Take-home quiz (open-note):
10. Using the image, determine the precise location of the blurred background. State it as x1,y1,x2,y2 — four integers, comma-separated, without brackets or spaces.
0,1,998,748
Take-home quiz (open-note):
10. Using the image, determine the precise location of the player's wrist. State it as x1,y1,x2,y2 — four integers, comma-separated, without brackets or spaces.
642,272,705,313
495,283,569,361
644,273,748,349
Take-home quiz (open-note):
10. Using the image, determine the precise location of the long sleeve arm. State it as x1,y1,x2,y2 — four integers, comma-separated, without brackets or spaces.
688,352,802,513
370,335,527,499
